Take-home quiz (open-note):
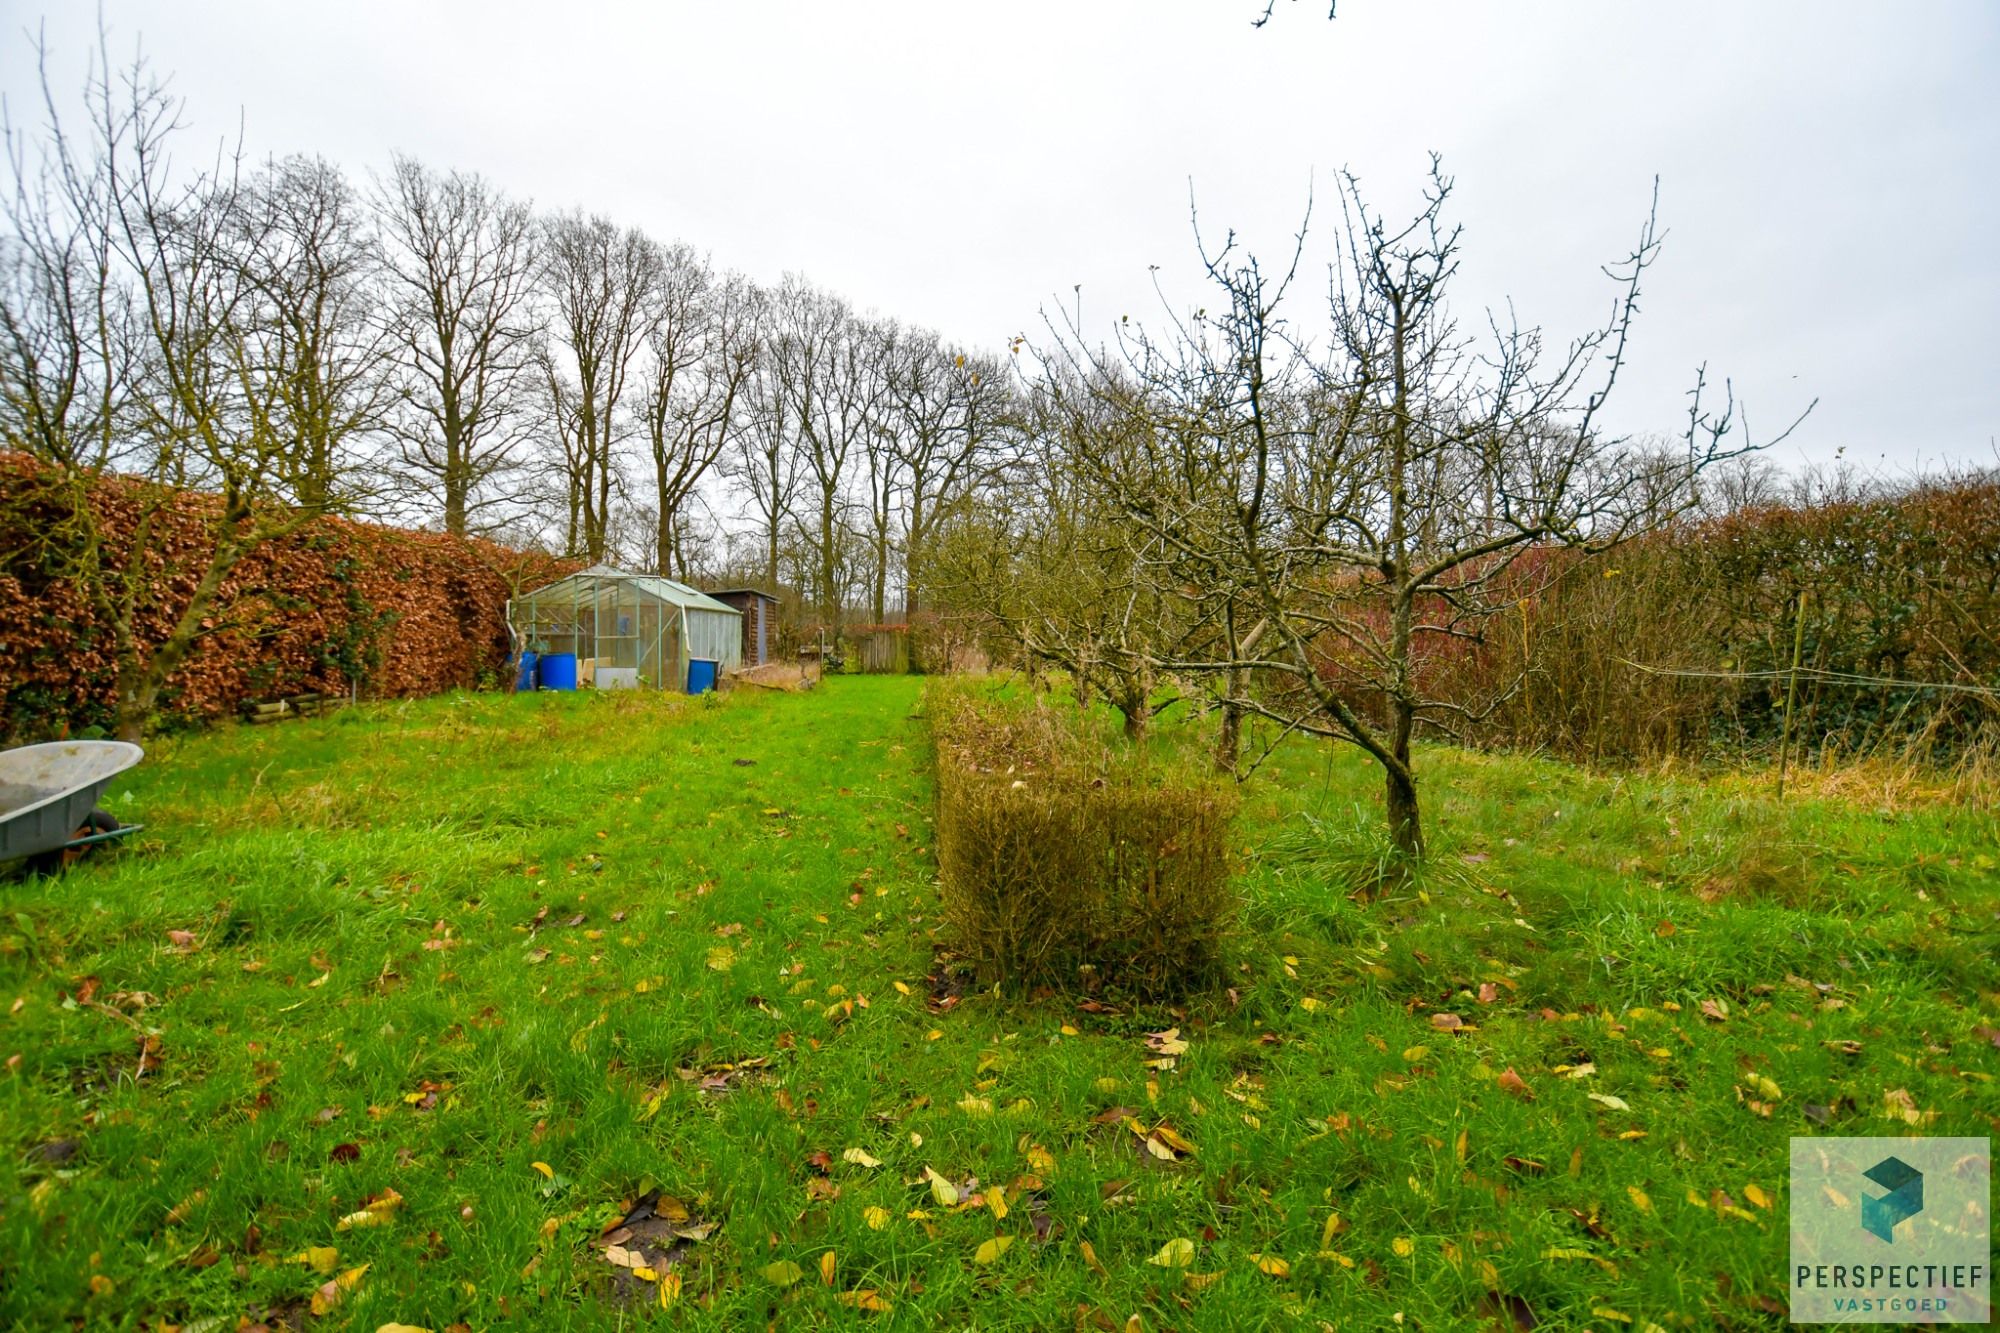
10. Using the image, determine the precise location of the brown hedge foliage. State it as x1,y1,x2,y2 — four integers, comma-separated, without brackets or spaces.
928,681,1237,997
1298,473,2000,767
0,454,574,740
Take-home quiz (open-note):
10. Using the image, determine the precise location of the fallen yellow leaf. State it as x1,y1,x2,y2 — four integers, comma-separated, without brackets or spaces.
864,1205,892,1230
292,1246,340,1275
1147,1238,1196,1268
820,1250,837,1286
924,1167,959,1207
336,1188,404,1231
1319,1213,1348,1248
842,1147,883,1169
973,1235,1013,1264
761,1259,805,1286
311,1264,369,1316
1248,1252,1291,1277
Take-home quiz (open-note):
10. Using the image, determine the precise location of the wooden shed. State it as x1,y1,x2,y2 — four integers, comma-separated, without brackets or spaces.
707,589,781,666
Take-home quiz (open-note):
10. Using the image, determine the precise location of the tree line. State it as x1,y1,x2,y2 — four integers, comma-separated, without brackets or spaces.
0,41,1014,683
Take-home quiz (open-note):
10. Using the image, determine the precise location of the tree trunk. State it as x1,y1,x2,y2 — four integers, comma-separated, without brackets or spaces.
1384,762,1423,858
818,500,840,632
904,502,923,617
443,466,467,538
656,501,676,579
1116,662,1151,742
1384,693,1424,858
1215,678,1243,775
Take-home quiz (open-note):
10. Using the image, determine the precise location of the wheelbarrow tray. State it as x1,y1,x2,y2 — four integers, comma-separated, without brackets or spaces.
0,740,144,863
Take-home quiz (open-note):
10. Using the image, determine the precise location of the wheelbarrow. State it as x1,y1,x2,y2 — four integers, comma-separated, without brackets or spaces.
0,740,146,875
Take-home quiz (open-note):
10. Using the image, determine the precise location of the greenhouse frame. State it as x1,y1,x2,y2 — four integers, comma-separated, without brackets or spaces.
507,565,742,693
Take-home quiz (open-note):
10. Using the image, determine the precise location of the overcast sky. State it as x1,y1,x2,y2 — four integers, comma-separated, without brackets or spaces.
5,1,1995,474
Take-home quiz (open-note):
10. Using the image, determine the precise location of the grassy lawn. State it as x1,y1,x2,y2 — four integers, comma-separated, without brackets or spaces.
3,676,1996,1330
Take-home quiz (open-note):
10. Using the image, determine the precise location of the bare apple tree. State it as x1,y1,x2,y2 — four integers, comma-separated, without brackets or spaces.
1051,161,1807,856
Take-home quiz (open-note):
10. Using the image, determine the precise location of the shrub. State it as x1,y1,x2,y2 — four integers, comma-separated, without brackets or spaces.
928,681,1237,997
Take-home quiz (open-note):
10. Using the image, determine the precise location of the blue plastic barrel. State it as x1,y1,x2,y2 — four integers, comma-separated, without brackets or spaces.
514,650,539,693
686,659,719,695
539,653,578,691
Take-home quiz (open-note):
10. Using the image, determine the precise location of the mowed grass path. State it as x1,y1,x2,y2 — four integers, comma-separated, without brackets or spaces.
3,677,1997,1330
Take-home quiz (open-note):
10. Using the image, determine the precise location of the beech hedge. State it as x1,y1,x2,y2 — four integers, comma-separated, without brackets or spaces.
0,454,573,740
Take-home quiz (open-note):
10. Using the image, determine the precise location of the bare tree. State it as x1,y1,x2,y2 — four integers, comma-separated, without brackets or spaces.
1,35,360,739
236,153,391,512
734,311,804,590
928,375,1181,738
884,329,1011,616
764,277,879,629
1047,162,1808,855
0,44,128,475
373,154,538,537
535,210,661,561
857,319,906,622
635,249,757,578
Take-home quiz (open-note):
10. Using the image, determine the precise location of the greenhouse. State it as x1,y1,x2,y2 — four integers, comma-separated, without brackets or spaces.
507,565,742,694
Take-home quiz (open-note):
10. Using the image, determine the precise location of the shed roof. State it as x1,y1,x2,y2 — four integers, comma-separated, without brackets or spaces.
522,565,742,616
707,587,781,603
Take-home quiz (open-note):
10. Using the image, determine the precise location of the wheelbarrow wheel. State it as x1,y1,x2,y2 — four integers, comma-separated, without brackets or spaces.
25,809,121,877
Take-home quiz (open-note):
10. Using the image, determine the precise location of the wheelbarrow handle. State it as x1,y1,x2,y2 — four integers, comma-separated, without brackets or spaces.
63,822,144,850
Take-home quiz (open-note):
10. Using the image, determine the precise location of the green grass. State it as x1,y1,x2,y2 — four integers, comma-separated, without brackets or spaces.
2,677,1996,1330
